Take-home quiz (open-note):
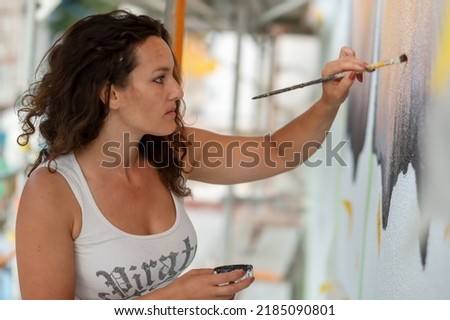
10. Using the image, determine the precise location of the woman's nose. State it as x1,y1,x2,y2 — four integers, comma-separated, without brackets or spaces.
170,78,184,101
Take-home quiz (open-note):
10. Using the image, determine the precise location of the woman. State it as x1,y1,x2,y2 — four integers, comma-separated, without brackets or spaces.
15,10,366,299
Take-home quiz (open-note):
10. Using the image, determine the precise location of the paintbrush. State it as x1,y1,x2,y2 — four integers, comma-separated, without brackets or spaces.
252,53,408,100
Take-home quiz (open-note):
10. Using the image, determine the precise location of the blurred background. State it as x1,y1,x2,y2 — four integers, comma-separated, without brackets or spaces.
2,0,450,300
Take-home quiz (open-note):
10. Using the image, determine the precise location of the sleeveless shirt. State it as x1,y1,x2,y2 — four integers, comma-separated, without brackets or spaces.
47,153,197,300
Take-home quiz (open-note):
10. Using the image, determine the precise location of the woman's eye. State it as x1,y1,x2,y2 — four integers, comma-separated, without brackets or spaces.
154,76,165,84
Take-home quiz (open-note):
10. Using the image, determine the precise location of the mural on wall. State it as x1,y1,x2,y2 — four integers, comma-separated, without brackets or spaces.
425,0,450,253
373,1,440,267
346,0,377,180
345,0,441,268
305,0,450,300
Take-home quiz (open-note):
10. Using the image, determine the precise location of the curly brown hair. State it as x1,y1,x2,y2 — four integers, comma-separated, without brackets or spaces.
17,10,191,197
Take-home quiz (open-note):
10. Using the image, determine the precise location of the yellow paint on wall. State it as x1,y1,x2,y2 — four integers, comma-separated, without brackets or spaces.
342,199,353,237
319,281,350,299
319,282,333,294
431,2,450,93
444,224,450,244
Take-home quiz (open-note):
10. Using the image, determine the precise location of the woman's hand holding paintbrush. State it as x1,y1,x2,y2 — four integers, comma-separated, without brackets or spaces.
252,53,408,100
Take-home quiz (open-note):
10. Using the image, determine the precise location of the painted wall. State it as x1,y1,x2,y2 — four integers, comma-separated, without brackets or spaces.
303,0,450,299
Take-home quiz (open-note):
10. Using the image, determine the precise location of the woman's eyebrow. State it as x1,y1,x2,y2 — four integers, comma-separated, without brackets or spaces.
151,66,171,74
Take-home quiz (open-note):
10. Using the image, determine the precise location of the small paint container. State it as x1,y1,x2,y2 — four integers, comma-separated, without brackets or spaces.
213,264,253,283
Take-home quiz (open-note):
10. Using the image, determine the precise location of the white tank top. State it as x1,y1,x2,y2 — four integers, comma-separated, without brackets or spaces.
47,153,197,300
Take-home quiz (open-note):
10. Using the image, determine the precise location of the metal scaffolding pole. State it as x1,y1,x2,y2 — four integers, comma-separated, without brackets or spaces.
223,0,247,263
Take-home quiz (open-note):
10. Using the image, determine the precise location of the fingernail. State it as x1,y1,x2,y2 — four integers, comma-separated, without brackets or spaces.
349,71,356,80
357,73,363,83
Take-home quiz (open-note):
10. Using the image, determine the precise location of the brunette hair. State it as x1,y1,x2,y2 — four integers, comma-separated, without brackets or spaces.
17,10,191,197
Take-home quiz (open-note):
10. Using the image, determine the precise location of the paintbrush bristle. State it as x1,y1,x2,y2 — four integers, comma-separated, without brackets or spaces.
365,53,408,71
399,53,408,63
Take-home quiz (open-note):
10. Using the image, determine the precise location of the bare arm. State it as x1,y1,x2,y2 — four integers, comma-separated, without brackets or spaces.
185,47,366,184
15,168,79,299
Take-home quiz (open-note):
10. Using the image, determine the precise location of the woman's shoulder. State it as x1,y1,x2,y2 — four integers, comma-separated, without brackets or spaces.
27,153,75,187
20,154,81,219
22,164,78,208
16,164,81,245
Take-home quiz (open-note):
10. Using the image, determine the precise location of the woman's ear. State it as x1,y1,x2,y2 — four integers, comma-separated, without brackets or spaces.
100,82,120,110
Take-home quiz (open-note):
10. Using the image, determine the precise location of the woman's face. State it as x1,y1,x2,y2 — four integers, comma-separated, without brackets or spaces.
111,36,184,137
